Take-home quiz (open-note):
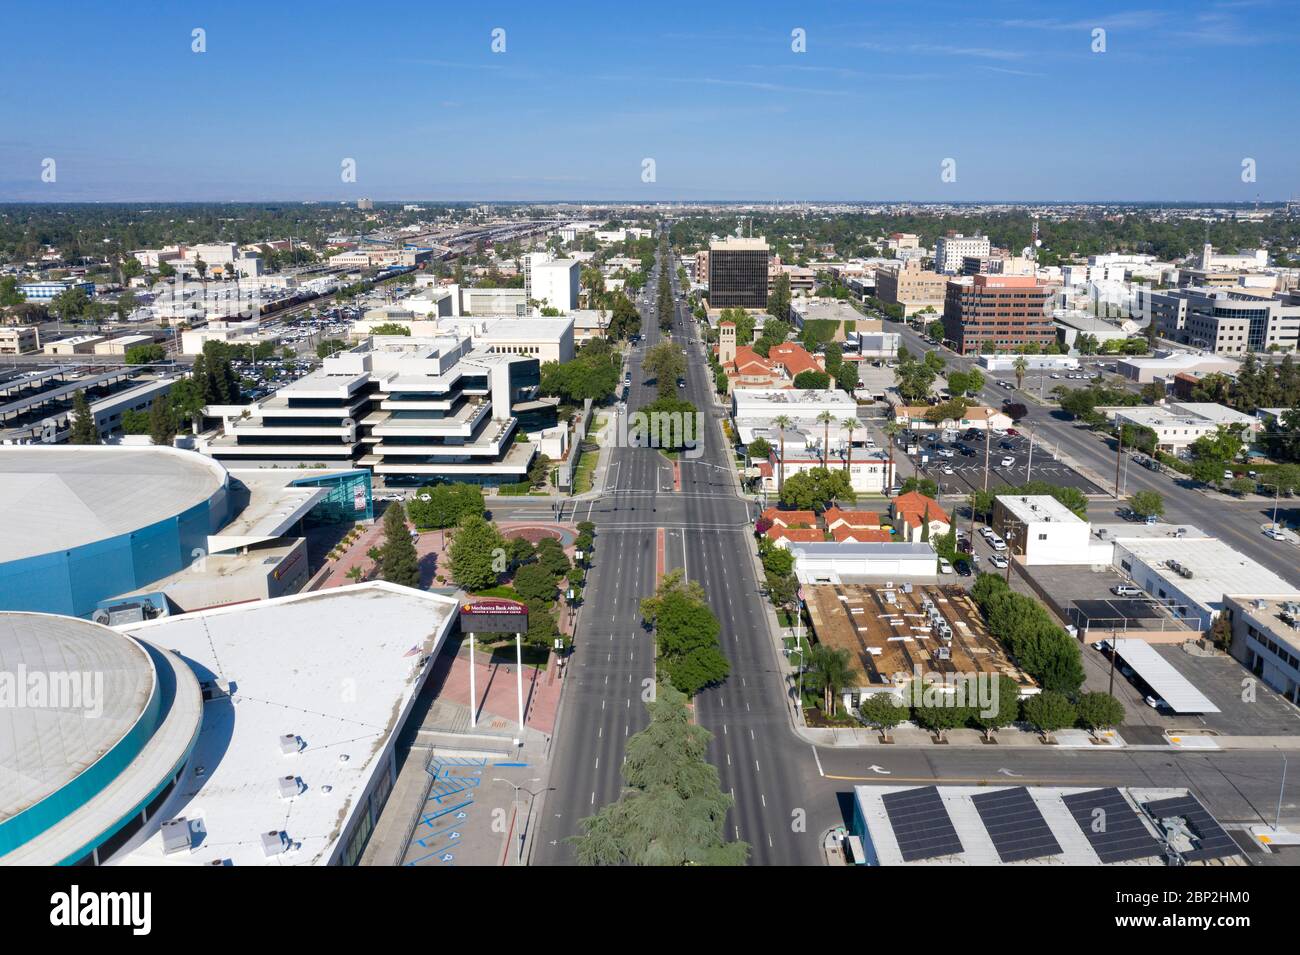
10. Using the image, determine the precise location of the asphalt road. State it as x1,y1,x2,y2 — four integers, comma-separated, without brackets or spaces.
533,257,1300,867
890,321,1300,590
531,257,676,864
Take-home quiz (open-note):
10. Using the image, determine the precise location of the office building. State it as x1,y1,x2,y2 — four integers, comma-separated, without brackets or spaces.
933,234,991,274
200,335,551,486
874,260,948,316
708,236,769,309
1150,288,1300,354
942,274,1053,355
20,280,95,302
992,495,1112,566
524,252,580,313
1222,596,1300,706
0,326,39,355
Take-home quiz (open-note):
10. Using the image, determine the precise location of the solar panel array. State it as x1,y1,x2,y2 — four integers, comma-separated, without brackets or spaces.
1143,794,1240,863
971,787,1063,863
881,786,963,862
1062,788,1163,863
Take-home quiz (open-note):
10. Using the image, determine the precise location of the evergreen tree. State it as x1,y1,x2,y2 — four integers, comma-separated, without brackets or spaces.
69,389,99,444
569,682,748,866
448,514,504,592
148,395,175,447
379,503,421,589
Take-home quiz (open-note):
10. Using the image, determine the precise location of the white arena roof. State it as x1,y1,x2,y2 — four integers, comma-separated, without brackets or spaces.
0,613,155,824
106,582,458,866
0,445,228,563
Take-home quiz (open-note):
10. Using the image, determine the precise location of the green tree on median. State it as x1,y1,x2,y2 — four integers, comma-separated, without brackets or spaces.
569,682,748,866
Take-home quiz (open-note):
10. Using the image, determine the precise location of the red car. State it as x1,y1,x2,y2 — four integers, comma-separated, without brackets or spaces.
1005,428,1020,436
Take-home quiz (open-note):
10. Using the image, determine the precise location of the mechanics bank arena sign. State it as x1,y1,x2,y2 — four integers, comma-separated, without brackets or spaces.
459,598,529,634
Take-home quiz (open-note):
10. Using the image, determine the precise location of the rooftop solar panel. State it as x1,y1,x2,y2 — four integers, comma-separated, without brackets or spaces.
1062,788,1163,864
1143,794,1239,863
972,787,1063,863
882,786,963,862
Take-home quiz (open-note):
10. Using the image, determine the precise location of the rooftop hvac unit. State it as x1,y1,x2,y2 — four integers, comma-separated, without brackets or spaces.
935,646,951,660
278,775,302,799
261,830,288,857
902,582,913,594
160,818,191,855
279,733,301,755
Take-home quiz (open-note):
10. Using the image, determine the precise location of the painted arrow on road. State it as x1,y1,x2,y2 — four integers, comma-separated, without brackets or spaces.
867,764,892,775
997,768,1023,777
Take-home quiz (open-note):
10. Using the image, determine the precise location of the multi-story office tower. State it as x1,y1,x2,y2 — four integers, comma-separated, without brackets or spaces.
933,233,991,274
942,274,1053,355
708,236,769,309
1150,288,1300,354
874,259,947,316
201,336,555,485
524,252,580,313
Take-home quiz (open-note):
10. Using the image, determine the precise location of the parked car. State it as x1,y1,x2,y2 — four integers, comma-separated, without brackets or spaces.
954,559,973,577
1145,695,1168,712
1112,584,1143,597
990,536,1008,551
989,554,1009,569
1000,456,1016,467
938,557,954,574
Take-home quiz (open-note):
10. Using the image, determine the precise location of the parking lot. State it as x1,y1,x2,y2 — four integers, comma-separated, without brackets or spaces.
908,427,1102,496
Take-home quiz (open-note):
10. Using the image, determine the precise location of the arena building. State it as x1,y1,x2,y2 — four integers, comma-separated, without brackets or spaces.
0,582,459,865
0,445,374,618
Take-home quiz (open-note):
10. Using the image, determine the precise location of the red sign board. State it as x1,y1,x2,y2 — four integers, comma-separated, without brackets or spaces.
460,598,528,616
459,598,529,634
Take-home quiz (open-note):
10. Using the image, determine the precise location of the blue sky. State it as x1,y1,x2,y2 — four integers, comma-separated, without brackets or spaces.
2,0,1297,201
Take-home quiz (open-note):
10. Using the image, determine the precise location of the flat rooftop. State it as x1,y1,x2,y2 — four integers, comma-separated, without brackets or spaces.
853,786,1238,866
108,582,459,866
804,582,1035,690
0,446,228,563
1116,536,1300,608
0,613,155,825
996,494,1084,525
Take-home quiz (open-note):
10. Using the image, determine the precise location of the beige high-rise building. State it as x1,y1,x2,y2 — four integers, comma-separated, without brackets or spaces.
874,260,948,316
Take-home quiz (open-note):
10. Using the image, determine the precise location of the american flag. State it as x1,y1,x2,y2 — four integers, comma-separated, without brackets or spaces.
403,645,421,658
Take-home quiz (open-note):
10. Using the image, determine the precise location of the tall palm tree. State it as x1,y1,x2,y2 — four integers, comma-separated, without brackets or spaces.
841,417,858,476
817,410,835,467
1012,354,1029,390
772,414,792,494
810,644,855,716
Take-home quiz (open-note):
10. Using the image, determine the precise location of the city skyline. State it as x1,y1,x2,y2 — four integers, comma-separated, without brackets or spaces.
3,0,1298,202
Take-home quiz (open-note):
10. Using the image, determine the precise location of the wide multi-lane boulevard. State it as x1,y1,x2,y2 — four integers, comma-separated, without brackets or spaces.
530,235,1299,866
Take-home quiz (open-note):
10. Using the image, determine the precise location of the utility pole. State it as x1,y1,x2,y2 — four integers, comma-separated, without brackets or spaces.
1026,424,1036,482
1114,427,1124,500
982,426,991,491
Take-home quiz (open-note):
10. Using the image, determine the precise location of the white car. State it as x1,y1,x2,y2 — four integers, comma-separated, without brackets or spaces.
989,537,1008,551
1266,529,1287,541
1145,695,1167,712
938,557,954,574
941,465,954,475
979,526,995,539
938,447,954,458
1000,456,1016,467
989,554,1009,569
